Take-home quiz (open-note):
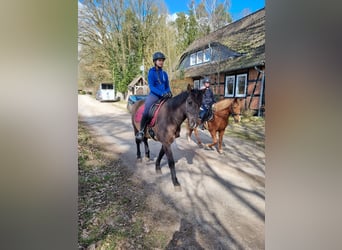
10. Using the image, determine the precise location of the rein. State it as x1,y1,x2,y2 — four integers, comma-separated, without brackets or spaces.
229,104,241,117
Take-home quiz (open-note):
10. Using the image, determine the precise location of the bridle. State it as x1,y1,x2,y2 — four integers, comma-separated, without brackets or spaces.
229,103,241,117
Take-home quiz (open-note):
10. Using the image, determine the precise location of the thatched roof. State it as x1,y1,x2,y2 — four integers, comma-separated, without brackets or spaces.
176,8,265,78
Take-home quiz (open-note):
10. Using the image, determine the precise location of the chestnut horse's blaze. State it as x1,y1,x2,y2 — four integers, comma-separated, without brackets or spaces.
187,98,242,154
131,84,203,191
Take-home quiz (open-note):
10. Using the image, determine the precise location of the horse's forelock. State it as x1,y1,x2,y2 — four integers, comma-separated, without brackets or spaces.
189,89,203,105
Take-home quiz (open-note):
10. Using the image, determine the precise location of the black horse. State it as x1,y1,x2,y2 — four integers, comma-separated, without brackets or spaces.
131,84,203,191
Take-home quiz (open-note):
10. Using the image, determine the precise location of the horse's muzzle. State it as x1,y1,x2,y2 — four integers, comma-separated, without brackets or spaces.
233,115,241,123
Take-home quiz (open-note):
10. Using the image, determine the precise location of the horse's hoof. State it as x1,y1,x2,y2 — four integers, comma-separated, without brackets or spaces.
156,169,162,174
198,143,203,148
218,150,223,154
174,185,182,192
137,158,142,163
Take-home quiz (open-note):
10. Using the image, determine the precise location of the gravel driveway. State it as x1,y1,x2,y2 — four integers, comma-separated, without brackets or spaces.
78,94,265,249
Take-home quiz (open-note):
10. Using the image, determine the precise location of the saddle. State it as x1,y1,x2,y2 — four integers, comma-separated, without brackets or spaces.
134,98,167,139
203,107,214,122
207,108,214,121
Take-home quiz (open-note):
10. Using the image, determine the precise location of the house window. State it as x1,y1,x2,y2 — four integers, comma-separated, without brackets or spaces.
235,73,247,97
197,51,203,64
204,48,211,62
199,78,205,89
193,80,200,89
190,53,196,66
189,48,211,66
224,75,235,97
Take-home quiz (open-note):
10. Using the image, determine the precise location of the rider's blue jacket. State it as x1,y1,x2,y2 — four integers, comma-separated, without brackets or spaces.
147,66,171,98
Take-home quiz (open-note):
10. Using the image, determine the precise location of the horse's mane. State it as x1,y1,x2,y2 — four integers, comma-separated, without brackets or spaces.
166,90,189,109
167,89,203,110
214,98,235,112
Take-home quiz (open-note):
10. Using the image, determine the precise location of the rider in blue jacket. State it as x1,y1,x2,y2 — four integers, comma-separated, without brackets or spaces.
135,52,172,141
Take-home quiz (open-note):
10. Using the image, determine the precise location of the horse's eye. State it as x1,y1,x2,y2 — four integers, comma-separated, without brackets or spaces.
188,101,192,105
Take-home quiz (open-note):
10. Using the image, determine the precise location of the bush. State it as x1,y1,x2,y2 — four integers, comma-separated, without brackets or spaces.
242,108,256,118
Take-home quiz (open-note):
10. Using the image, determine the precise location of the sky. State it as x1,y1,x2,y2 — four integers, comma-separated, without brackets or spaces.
164,0,265,21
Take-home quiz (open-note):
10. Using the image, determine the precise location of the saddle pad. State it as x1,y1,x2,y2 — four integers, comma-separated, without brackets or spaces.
134,104,145,123
134,101,165,127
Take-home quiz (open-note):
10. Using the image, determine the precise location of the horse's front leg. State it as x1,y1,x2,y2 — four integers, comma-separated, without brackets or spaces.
164,144,181,191
186,120,192,142
193,127,202,146
217,130,225,154
155,145,165,174
206,130,218,150
135,138,142,162
186,127,193,143
143,137,150,160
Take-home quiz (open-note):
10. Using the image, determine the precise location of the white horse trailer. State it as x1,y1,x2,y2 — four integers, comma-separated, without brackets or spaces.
95,83,120,102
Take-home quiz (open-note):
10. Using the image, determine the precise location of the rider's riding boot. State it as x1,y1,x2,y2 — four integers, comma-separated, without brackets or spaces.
135,114,148,141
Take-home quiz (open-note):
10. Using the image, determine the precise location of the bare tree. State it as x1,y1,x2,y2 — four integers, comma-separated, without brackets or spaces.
190,0,231,34
78,0,175,93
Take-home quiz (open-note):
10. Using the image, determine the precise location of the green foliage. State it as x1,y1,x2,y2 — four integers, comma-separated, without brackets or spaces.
175,12,188,55
187,8,199,45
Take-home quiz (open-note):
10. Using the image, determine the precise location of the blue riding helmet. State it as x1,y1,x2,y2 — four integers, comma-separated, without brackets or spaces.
153,52,166,62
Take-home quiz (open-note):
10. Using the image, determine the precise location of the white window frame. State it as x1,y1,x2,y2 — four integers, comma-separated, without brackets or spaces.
196,51,203,64
193,79,200,89
203,48,211,62
190,53,196,66
189,48,211,66
199,78,205,89
235,73,248,97
224,75,235,97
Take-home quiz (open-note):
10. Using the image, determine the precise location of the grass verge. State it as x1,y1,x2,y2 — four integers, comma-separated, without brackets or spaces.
78,120,168,249
226,116,265,148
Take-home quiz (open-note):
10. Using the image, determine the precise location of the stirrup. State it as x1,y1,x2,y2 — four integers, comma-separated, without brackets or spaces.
148,128,155,139
135,131,144,141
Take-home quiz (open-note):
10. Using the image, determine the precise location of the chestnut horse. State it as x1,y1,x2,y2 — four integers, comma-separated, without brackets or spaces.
131,85,203,191
186,98,242,154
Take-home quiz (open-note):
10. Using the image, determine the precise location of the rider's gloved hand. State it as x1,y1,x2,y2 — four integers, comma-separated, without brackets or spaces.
163,92,172,98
